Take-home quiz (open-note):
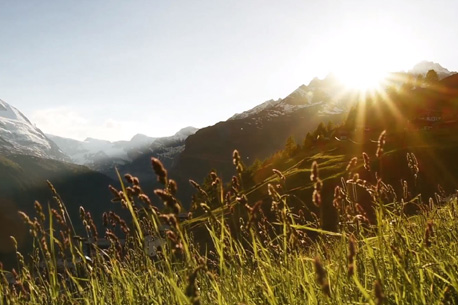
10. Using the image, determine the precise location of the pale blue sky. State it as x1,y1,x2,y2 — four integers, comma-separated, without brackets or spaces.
1,0,457,141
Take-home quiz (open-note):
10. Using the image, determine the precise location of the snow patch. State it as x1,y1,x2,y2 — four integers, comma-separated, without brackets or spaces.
0,99,68,161
229,99,281,120
319,105,344,115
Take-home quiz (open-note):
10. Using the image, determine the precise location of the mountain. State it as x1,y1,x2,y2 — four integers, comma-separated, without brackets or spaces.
111,126,199,194
409,61,457,79
170,76,350,204
0,99,69,161
186,72,458,233
171,63,455,205
0,99,122,269
230,75,346,121
47,133,157,170
49,127,198,177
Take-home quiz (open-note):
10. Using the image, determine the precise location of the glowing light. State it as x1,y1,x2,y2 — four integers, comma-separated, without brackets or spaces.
335,67,388,92
331,36,390,93
316,19,419,93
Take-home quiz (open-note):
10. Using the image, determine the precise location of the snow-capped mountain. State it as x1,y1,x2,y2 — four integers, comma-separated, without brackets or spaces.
112,126,199,182
47,134,157,166
0,99,69,161
48,126,198,171
229,99,281,120
229,61,456,124
229,74,347,122
174,76,349,194
409,61,456,78
409,60,456,76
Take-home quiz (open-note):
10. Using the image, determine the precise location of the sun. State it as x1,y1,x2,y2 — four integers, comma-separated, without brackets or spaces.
330,40,390,92
334,65,388,92
319,21,415,93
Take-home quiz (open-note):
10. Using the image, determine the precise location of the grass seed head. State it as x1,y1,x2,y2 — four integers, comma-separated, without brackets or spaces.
168,179,178,195
374,279,385,305
425,221,434,247
346,157,358,173
108,185,123,202
314,257,330,297
310,161,319,182
313,190,322,207
273,169,286,181
233,150,240,165
138,194,152,206
407,152,419,179
376,130,386,158
34,201,45,223
348,235,357,277
124,174,134,184
154,189,180,214
333,186,342,211
151,157,167,185
231,176,240,192
363,152,371,171
210,171,218,182
79,206,86,220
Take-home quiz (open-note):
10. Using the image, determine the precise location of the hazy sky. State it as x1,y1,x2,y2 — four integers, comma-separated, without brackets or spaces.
1,0,457,141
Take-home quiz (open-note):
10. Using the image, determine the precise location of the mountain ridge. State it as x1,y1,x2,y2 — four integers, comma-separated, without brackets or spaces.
0,99,69,162
47,126,198,171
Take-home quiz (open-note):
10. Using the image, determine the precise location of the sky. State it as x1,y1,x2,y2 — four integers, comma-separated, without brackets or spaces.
1,0,458,141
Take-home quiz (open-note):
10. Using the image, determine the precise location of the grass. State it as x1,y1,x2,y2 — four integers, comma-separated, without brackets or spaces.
2,142,458,304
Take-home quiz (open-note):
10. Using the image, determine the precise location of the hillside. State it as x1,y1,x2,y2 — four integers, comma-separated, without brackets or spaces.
171,77,350,204
206,73,458,231
2,123,458,304
0,154,118,269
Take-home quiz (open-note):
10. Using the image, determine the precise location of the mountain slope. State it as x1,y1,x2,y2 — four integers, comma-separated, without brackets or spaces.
0,99,69,161
0,99,122,268
0,154,119,268
112,127,200,200
171,77,350,204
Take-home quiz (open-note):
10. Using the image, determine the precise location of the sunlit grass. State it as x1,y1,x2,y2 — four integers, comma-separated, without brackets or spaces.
1,142,458,304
